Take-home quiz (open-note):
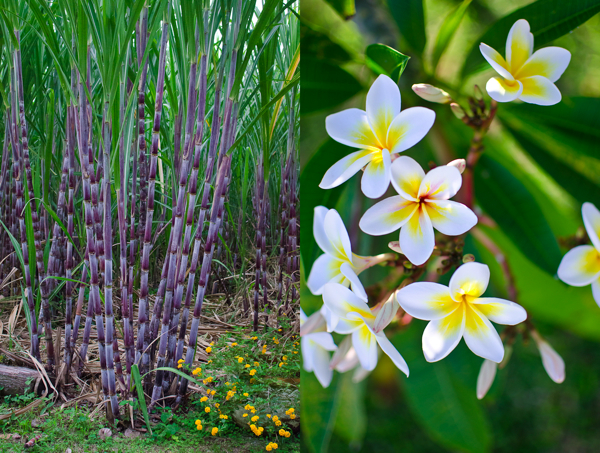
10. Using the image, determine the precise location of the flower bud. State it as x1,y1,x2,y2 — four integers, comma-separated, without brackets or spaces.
412,84,452,104
450,103,466,120
373,293,398,333
447,158,466,174
462,254,475,263
476,359,497,400
531,331,565,383
388,241,403,254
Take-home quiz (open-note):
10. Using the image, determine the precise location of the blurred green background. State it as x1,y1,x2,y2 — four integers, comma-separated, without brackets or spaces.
300,0,600,452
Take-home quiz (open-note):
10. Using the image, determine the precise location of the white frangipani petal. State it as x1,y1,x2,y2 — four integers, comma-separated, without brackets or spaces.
324,209,354,263
321,302,340,332
373,294,398,333
306,254,344,295
557,245,600,287
339,262,368,301
387,107,436,154
479,43,513,80
375,333,409,376
366,74,401,145
400,208,435,266
516,47,571,82
518,76,561,106
311,347,335,388
592,279,600,308
582,202,600,251
322,283,374,322
300,309,327,336
352,325,379,371
313,206,335,256
425,200,478,236
506,19,533,72
319,149,373,190
474,297,528,325
359,195,418,236
449,262,490,302
302,332,338,388
361,148,392,199
325,108,379,150
390,156,425,201
476,360,498,400
462,305,505,363
396,282,458,321
486,77,523,103
418,165,462,200
422,305,466,362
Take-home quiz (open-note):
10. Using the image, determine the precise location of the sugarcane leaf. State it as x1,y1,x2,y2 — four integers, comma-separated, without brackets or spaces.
43,89,55,208
387,0,426,54
431,0,472,68
474,154,562,275
131,364,152,435
461,0,600,77
302,56,362,114
365,43,410,82
0,219,24,269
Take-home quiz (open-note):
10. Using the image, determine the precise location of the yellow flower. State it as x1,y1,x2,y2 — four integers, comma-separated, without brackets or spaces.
282,356,288,361
290,414,296,420
285,432,291,438
243,392,249,397
215,403,220,408
251,408,256,414
245,364,250,368
196,424,203,431
266,414,272,418
243,413,248,417
254,362,260,366
206,347,212,353
252,336,258,340
231,342,238,346
272,416,279,422
251,416,259,422
278,329,282,332
293,351,298,354
279,429,286,436
200,396,208,402
210,342,215,346
177,364,183,369
238,357,244,363
249,369,257,376
275,420,282,426
208,360,213,364
278,363,283,367
266,447,272,452
192,367,202,376
205,407,211,413
273,338,280,345
210,390,216,396
272,443,278,449
211,427,218,436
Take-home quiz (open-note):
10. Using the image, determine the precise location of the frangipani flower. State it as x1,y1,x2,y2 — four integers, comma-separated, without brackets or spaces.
300,309,338,388
322,283,409,375
557,202,600,307
396,262,527,362
359,156,477,265
308,206,394,301
321,74,435,198
330,336,373,383
480,19,570,106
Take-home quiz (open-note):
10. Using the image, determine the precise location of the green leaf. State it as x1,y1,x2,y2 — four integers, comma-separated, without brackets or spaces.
333,373,367,447
301,369,342,453
462,0,600,77
474,154,562,275
131,364,152,435
387,0,426,54
302,57,362,115
400,334,492,453
324,0,356,20
499,108,600,207
365,43,410,82
300,139,352,270
431,0,472,68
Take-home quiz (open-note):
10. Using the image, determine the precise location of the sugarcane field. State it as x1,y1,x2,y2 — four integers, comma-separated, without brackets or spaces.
0,0,300,451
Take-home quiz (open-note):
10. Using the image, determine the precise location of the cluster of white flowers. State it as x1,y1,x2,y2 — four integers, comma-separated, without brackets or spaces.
302,19,578,394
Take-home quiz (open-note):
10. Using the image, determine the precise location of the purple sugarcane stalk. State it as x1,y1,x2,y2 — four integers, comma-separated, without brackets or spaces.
137,3,171,381
103,104,120,418
137,6,150,253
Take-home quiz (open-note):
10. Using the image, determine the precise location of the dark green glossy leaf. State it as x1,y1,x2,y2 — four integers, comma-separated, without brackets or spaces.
387,0,426,54
300,139,352,269
325,0,356,20
365,43,410,82
462,0,600,77
474,154,562,275
432,0,472,68
301,369,341,453
399,333,492,453
302,57,362,114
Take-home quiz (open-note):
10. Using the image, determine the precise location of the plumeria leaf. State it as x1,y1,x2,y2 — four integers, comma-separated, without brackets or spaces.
303,57,363,114
333,372,367,445
474,154,562,275
431,0,472,68
462,0,600,77
365,44,410,82
387,0,426,54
